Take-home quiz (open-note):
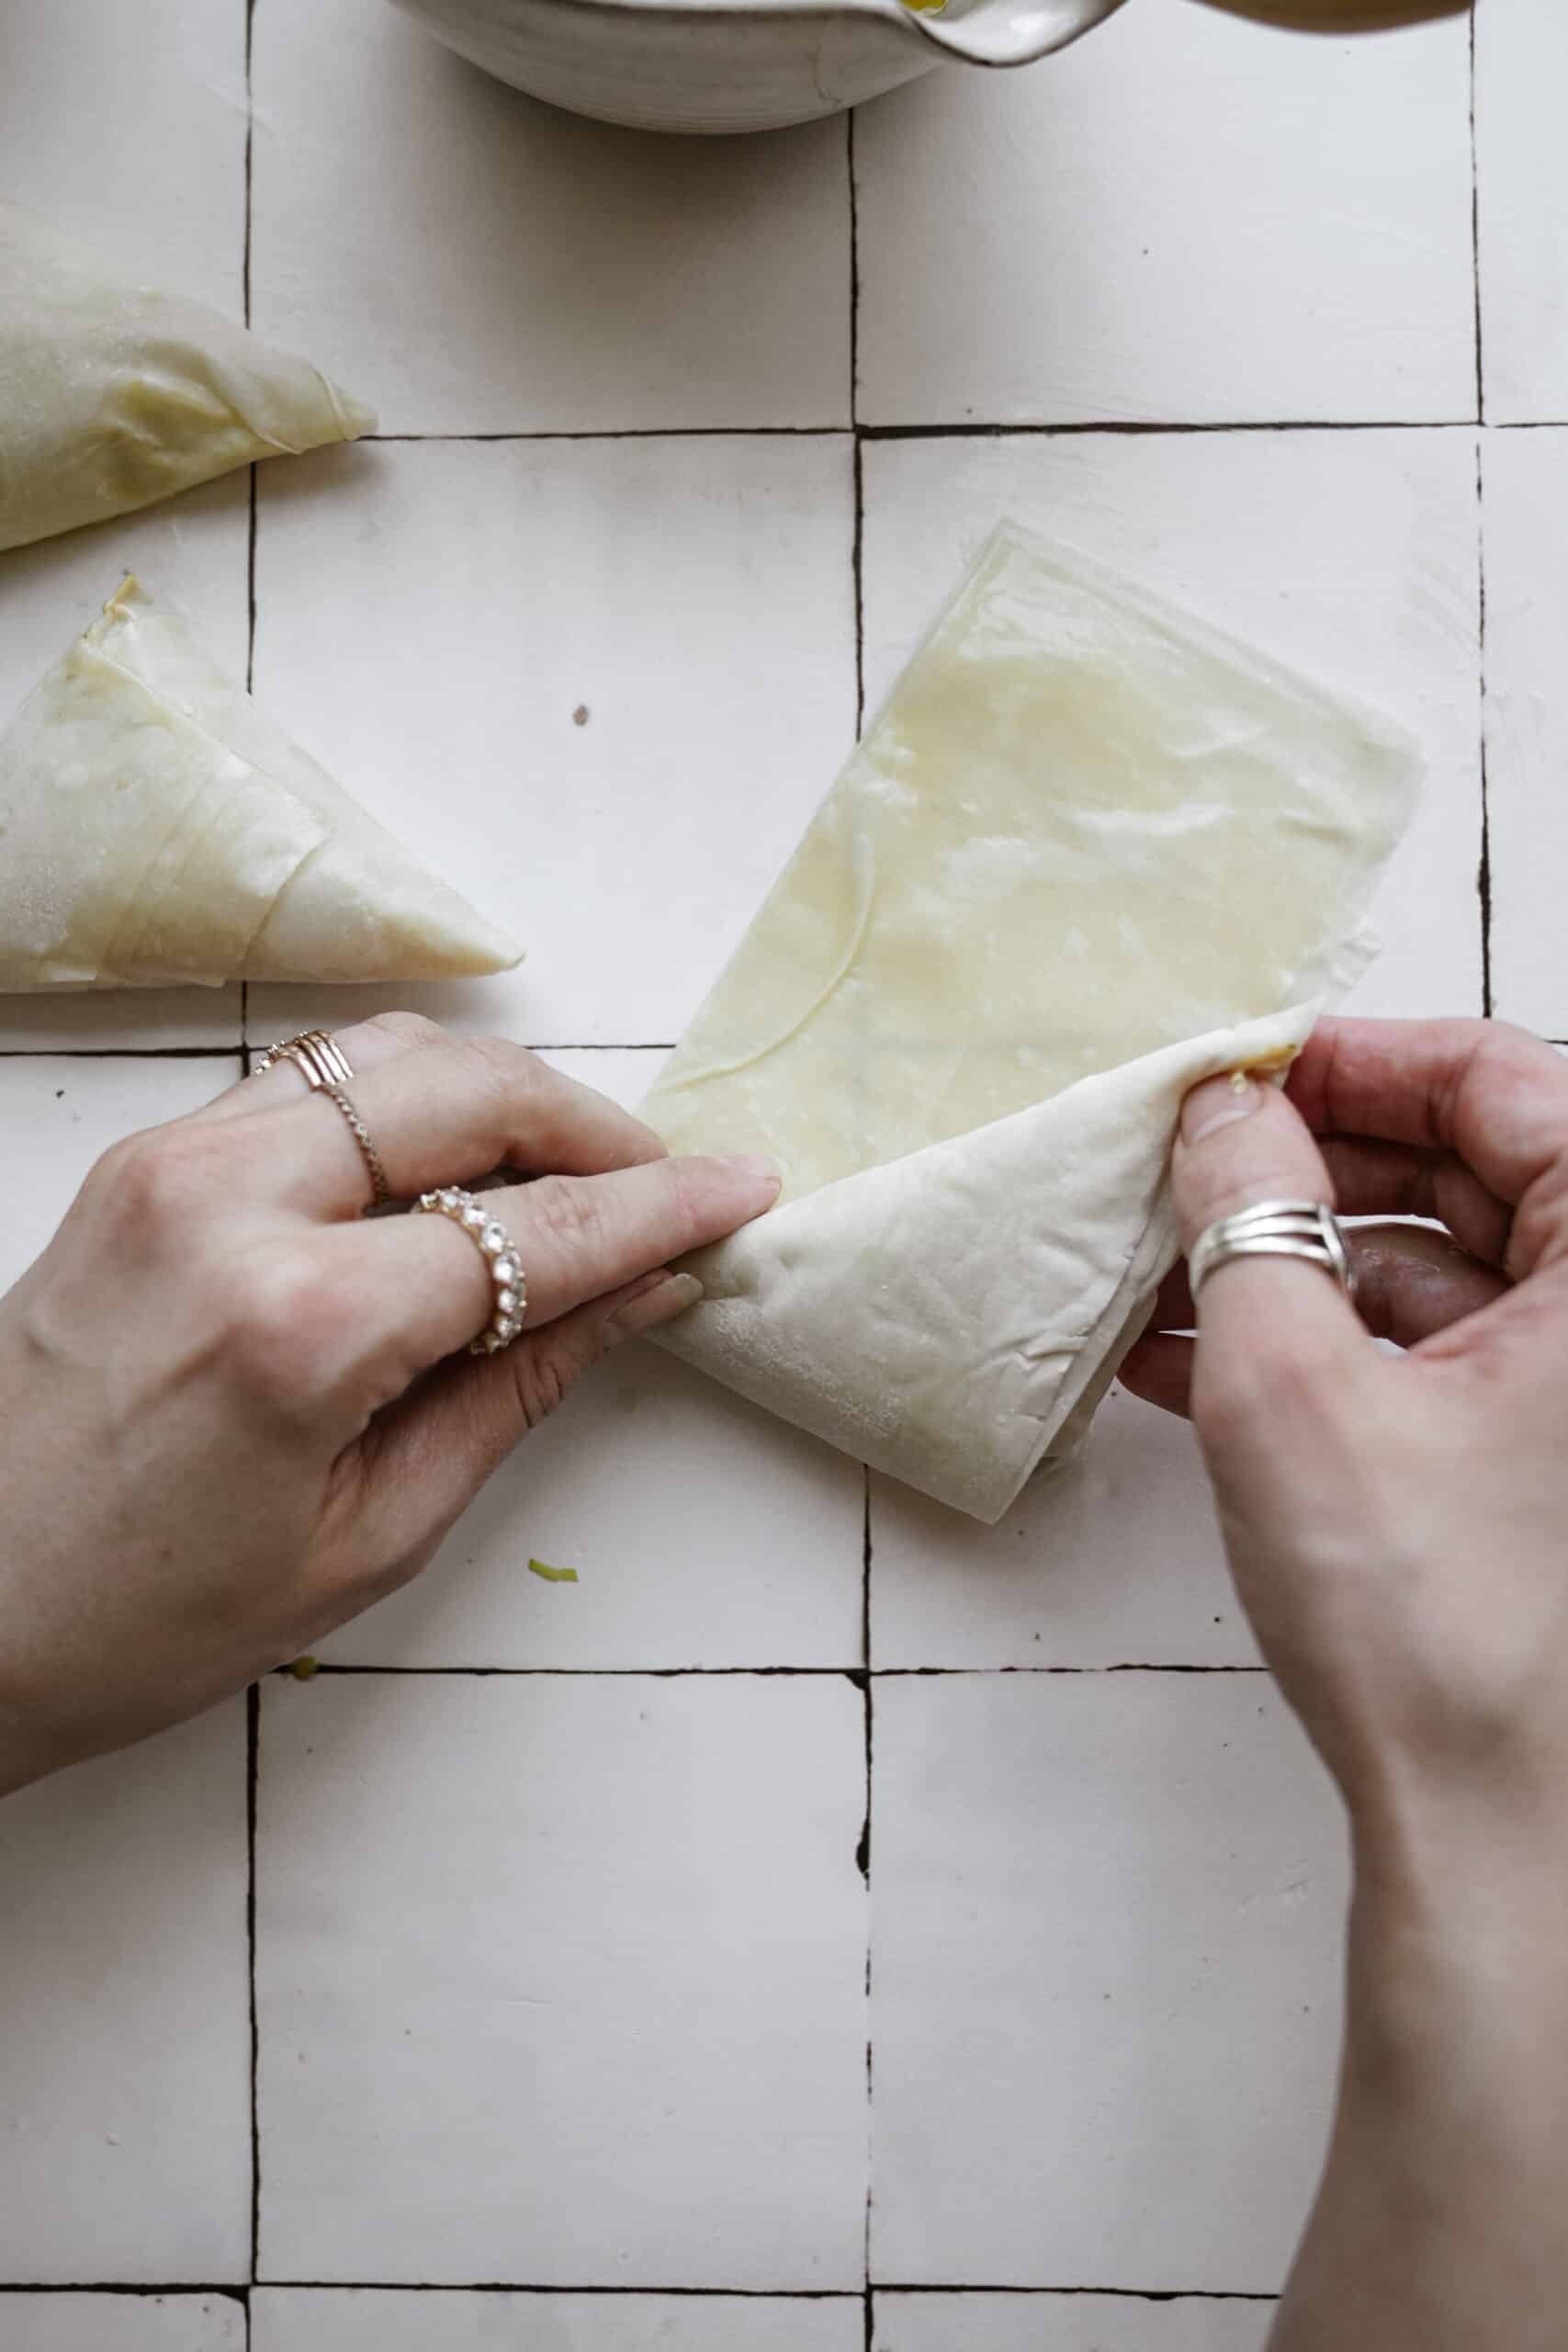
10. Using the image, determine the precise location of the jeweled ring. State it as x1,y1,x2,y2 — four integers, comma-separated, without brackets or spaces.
412,1187,527,1354
1189,1198,1356,1304
252,1028,354,1088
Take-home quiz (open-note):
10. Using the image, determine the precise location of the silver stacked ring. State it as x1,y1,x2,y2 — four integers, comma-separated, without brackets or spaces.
252,1028,354,1088
412,1187,527,1354
1189,1198,1355,1303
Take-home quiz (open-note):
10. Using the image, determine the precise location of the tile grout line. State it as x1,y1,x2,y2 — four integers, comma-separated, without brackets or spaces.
273,1663,1269,1679
243,3,261,2317
1475,432,1492,1019
0,2281,1276,2301
1470,4,1493,1021
358,418,1495,445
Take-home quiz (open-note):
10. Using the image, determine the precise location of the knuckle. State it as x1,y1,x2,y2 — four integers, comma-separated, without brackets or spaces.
367,1009,446,1052
90,1124,230,1238
524,1172,606,1258
222,1253,347,1418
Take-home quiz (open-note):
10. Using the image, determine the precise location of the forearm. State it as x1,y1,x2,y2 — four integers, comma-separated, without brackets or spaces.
1273,1815,1568,2350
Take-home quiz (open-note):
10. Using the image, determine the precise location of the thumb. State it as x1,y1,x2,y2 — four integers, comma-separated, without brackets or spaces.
1173,1069,1371,1446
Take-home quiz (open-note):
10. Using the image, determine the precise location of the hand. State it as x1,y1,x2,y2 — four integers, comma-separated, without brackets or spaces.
1122,1015,1568,2350
0,1013,777,1796
1122,1013,1568,1843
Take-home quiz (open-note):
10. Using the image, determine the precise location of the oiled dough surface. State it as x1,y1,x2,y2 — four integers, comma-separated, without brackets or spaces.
644,526,1416,1201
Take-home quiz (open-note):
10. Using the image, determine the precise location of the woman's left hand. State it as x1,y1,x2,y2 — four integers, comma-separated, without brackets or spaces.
0,1012,777,1795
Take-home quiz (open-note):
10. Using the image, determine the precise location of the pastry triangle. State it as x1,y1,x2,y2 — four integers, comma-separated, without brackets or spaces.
0,579,522,989
643,524,1421,1521
0,201,375,552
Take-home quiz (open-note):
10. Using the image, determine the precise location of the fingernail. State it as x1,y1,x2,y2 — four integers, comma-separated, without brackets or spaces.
721,1153,782,1198
604,1271,705,1350
1181,1070,1261,1147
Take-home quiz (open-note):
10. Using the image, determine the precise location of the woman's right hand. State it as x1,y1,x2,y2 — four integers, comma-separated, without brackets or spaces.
1122,1016,1568,2350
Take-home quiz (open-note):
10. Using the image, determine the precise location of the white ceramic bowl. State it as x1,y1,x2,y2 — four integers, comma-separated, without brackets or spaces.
389,0,1129,135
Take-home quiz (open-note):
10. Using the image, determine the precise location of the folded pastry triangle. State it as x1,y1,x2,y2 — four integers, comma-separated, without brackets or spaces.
0,201,375,552
0,579,522,989
642,523,1422,1521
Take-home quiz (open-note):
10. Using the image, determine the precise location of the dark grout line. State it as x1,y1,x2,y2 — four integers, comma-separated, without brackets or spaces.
0,1045,243,1060
355,420,1495,447
242,0,254,330
1470,1,1485,427
858,1476,875,2315
859,418,1480,441
366,426,849,444
848,106,866,741
247,2282,864,2298
871,2284,1279,2301
1476,434,1493,1017
276,1662,1267,1679
246,1683,262,2285
0,2287,251,2302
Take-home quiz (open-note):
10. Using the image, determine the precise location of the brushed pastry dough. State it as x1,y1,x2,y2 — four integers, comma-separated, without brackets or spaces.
643,525,1421,1521
0,579,522,989
0,202,374,552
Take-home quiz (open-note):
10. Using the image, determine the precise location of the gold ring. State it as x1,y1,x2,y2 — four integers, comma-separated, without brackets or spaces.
252,1028,354,1088
412,1187,526,1353
320,1083,390,1211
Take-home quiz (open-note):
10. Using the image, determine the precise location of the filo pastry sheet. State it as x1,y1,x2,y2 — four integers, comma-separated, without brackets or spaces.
641,523,1421,1522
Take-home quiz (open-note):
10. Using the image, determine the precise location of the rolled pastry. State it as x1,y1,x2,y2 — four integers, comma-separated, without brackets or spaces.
642,524,1421,1521
0,202,374,552
0,578,521,989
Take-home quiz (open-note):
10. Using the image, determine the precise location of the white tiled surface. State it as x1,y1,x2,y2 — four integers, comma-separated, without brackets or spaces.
874,2294,1271,2351
1479,429,1568,1037
4,2300,245,2352
253,2290,866,2349
870,1678,1346,2290
255,1675,867,2284
854,0,1475,426
1,0,1561,2336
0,1708,251,2283
250,0,852,431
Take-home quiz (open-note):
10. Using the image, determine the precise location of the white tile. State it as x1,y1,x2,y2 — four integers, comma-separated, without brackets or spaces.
248,435,855,1047
254,2290,864,2352
854,0,1474,429
0,1706,251,2283
0,1056,241,1290
872,1387,1256,1671
0,478,249,1049
1477,0,1568,424
2,2299,245,2352
256,1675,868,2285
250,0,850,433
862,430,1483,1021
874,2293,1270,2352
1481,429,1568,1036
321,1338,863,1668
0,0,244,312
870,1675,1345,2290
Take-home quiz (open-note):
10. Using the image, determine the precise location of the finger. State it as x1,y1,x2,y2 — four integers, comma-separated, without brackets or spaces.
1173,1069,1371,1441
340,1151,777,1377
1133,1224,1507,1419
1348,1221,1509,1344
197,1008,439,1122
247,1033,670,1216
1288,1018,1568,1274
321,1269,705,1610
1117,1330,1195,1418
1145,1218,1506,1343
1315,1135,1514,1269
